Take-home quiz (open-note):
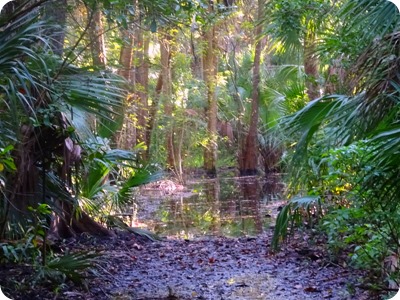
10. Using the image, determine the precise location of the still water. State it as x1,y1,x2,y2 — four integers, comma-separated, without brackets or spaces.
134,175,284,239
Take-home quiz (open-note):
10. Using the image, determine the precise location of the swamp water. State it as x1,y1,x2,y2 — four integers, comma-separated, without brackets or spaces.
105,176,365,300
134,175,285,239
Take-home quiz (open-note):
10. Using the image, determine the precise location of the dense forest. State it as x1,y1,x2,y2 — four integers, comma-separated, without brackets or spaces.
1,0,400,299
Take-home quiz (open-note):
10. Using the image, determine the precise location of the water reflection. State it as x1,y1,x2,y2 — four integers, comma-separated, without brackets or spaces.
136,176,284,239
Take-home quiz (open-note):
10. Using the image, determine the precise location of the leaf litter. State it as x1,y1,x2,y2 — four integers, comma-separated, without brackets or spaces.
75,230,370,300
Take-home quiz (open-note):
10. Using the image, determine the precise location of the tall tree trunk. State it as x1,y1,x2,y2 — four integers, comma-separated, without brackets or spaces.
240,0,264,176
146,72,163,158
135,29,149,155
118,28,134,81
88,7,107,68
304,26,319,100
190,31,203,80
203,2,218,178
160,35,175,170
324,58,347,94
4,123,113,239
116,25,136,150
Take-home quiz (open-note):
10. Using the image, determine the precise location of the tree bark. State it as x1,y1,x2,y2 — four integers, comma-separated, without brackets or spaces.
146,72,163,158
118,28,134,81
88,7,107,68
160,34,175,170
304,27,319,100
240,0,264,176
4,122,114,239
135,30,150,154
203,1,218,178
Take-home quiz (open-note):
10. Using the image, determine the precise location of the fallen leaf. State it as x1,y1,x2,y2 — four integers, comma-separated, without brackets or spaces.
304,286,320,293
294,284,302,289
133,243,143,250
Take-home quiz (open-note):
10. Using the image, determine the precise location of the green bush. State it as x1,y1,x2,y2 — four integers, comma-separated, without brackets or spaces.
274,140,400,289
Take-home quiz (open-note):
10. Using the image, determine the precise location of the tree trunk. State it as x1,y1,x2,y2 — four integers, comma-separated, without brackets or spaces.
146,72,163,158
135,30,149,155
118,28,134,81
52,126,114,238
240,0,264,176
304,26,319,100
203,2,218,177
115,25,135,150
160,35,175,170
3,123,113,239
50,203,114,239
88,7,107,68
324,58,347,94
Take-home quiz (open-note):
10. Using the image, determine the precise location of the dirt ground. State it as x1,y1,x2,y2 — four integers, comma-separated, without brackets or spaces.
1,229,376,300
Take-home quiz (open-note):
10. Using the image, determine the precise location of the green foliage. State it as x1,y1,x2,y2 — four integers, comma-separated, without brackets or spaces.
102,0,197,31
79,137,162,221
266,0,332,54
278,103,400,286
1,202,98,286
257,64,308,173
0,146,16,173
0,203,51,264
0,239,40,264
271,195,320,250
35,251,98,285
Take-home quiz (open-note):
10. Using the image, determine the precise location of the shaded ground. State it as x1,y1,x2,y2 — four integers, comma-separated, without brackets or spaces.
1,229,373,300
91,232,371,300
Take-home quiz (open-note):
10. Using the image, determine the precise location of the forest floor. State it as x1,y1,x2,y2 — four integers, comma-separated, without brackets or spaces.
1,226,377,300
0,177,382,300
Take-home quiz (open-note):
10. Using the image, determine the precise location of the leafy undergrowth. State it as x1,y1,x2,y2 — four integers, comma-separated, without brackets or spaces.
0,229,375,300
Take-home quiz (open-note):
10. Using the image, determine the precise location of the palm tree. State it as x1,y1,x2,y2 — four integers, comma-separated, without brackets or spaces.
0,2,139,239
239,0,266,176
271,0,400,286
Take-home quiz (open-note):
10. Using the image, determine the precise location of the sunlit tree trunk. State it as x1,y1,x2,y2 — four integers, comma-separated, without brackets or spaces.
146,72,163,158
203,1,218,178
88,7,107,68
304,26,319,100
115,13,136,150
324,58,347,94
160,34,175,170
135,29,150,155
240,0,264,176
118,28,133,81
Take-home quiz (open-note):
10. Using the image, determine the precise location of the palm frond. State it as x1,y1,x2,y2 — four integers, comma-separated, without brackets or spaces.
339,0,399,43
117,168,163,203
271,195,320,251
38,251,98,284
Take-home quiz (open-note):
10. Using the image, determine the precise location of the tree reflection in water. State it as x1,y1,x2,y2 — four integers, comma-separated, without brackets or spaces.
137,175,284,239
